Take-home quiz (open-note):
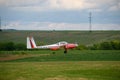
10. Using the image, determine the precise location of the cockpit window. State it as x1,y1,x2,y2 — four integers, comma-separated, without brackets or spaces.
58,41,68,45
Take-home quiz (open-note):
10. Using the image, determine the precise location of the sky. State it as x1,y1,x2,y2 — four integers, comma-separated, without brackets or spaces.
0,0,120,30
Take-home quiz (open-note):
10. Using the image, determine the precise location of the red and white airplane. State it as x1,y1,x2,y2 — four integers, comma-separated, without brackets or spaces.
27,36,78,53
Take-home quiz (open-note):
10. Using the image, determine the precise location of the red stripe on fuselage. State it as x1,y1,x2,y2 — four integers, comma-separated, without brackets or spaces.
50,46,59,50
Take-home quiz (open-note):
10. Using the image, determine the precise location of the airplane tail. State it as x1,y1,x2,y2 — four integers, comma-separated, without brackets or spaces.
27,36,37,49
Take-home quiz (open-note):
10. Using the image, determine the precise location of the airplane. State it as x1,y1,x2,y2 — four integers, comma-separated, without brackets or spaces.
27,36,78,53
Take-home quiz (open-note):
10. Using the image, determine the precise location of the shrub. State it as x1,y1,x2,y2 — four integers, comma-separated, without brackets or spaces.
76,45,88,50
0,42,26,51
15,43,26,50
99,42,113,50
110,40,120,50
90,40,120,50
0,42,15,51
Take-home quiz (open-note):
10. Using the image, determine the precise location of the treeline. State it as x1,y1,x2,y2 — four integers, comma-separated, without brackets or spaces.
0,40,120,51
90,40,120,50
0,42,26,51
77,40,120,50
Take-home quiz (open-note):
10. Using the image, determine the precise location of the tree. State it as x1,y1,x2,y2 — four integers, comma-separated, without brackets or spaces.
15,43,26,50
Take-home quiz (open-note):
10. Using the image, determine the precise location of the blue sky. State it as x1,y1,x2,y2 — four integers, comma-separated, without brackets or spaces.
0,0,120,30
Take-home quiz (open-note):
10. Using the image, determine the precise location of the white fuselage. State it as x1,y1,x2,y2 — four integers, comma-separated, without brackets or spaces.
36,41,68,49
37,44,59,49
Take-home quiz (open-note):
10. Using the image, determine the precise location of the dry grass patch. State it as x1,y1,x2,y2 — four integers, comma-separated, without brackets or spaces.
0,54,49,61
44,77,88,80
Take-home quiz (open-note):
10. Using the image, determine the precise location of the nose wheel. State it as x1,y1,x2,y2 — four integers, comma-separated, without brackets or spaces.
52,52,55,54
64,49,67,54
64,46,67,54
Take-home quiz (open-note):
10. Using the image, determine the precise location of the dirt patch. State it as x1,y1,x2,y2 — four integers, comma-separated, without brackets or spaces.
0,54,23,61
16,77,26,80
44,77,88,80
78,78,88,80
0,54,49,61
44,77,66,80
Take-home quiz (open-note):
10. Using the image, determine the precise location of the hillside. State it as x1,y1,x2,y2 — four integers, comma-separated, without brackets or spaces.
0,31,120,45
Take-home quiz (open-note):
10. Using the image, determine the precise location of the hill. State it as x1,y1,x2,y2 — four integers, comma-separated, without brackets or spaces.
0,31,120,45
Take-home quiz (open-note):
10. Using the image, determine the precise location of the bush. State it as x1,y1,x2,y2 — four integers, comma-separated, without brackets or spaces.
110,40,120,50
0,42,15,51
91,40,120,50
0,42,26,51
15,43,26,50
76,45,88,50
99,42,113,50
0,40,120,51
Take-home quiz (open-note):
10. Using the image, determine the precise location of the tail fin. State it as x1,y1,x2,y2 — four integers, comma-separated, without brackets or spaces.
27,36,37,49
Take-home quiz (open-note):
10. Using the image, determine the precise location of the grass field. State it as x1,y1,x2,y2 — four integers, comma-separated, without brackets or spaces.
0,50,120,80
0,31,120,45
0,31,120,80
0,50,120,62
0,61,120,80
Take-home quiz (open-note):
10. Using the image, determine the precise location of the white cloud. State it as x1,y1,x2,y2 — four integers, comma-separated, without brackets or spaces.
2,21,120,30
11,6,44,12
108,1,120,11
49,0,85,10
0,0,41,6
0,0,119,12
109,6,118,11
1,0,119,31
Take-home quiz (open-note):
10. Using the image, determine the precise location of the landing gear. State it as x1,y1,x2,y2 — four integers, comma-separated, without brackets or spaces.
52,52,55,54
64,46,67,54
64,50,67,54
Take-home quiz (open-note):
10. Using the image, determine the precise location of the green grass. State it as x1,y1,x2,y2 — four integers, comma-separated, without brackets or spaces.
0,61,120,80
0,31,120,45
1,50,120,62
0,50,120,80
0,31,120,80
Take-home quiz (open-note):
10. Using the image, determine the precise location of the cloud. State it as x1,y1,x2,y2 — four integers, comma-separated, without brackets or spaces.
108,1,120,11
0,0,41,6
48,0,95,10
1,0,119,31
109,6,118,11
0,0,119,12
2,21,120,30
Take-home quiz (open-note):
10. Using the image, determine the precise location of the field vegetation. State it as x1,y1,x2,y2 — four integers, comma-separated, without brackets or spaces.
0,50,120,62
0,61,120,80
0,40,120,51
0,31,120,80
0,31,120,45
0,31,120,51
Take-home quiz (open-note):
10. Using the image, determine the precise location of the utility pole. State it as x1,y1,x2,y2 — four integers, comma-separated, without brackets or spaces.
89,12,92,32
0,17,2,31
